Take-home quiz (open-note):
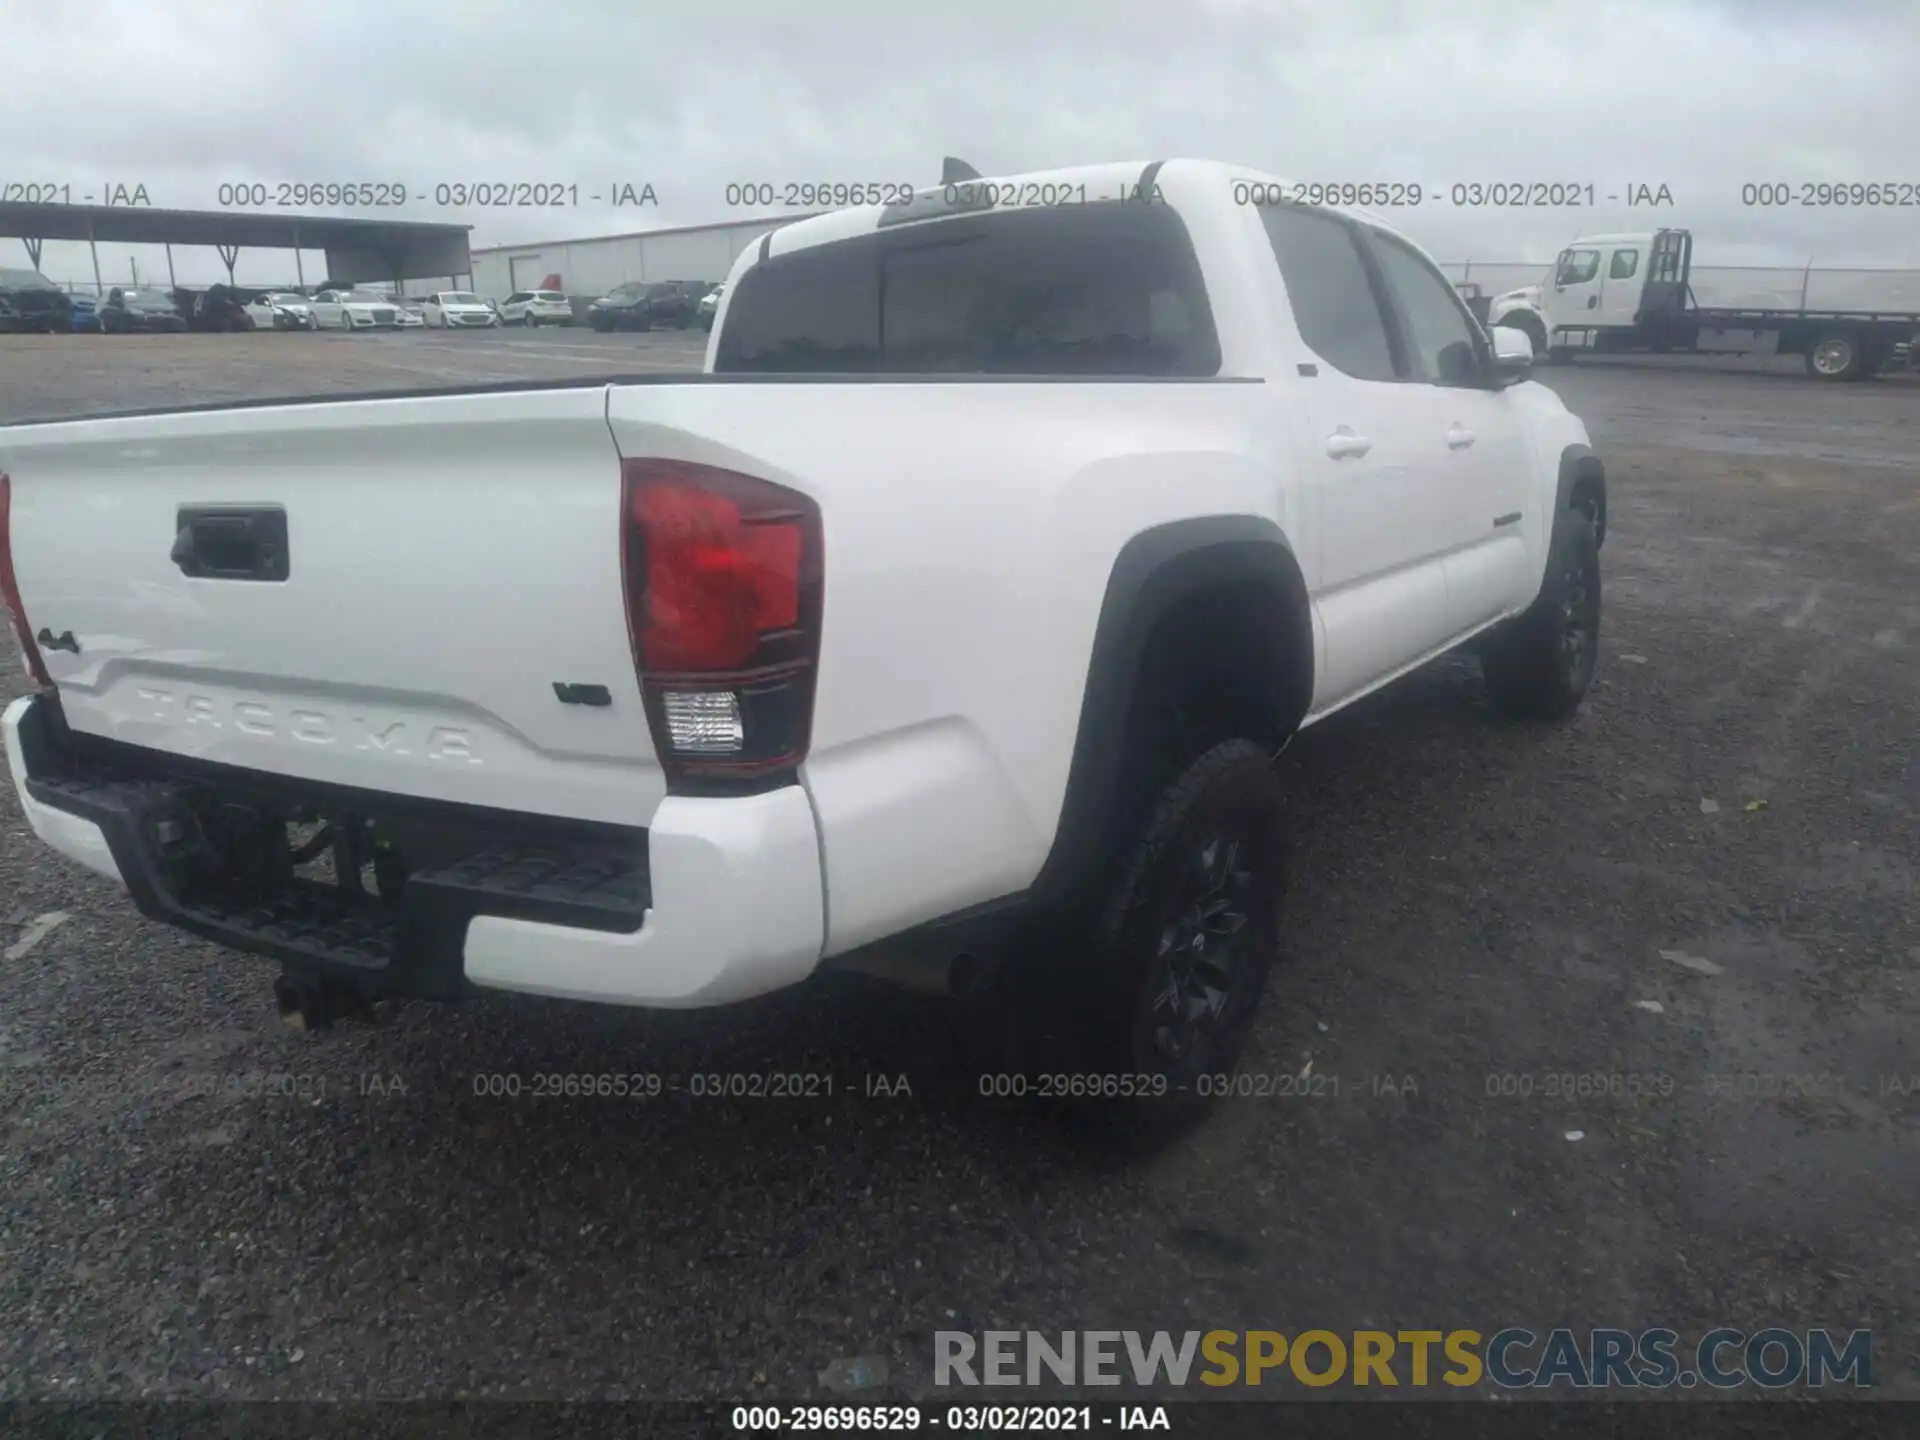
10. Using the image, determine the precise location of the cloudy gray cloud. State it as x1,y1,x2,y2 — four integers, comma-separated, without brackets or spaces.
6,0,1919,287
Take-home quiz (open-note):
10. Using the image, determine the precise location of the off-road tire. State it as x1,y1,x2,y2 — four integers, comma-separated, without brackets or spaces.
1482,507,1601,719
995,739,1288,1146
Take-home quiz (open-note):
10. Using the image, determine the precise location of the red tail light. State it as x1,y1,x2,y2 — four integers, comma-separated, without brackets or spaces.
621,459,823,786
0,473,54,690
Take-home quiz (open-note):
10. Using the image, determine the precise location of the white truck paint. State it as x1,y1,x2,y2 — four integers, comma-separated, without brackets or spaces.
1,159,1605,1092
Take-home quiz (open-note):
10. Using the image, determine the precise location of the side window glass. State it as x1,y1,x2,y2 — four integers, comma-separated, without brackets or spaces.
1257,204,1396,382
1555,249,1601,285
1609,249,1639,280
1366,231,1485,388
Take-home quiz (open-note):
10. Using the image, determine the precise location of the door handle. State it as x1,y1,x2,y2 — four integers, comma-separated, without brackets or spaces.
172,507,291,582
1446,426,1476,450
1587,295,1599,309
1326,428,1372,460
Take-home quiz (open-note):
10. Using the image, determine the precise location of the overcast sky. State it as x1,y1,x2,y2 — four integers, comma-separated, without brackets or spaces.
7,0,1920,287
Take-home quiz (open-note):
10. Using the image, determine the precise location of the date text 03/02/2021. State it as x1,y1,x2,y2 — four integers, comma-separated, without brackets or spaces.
1225,180,1675,208
209,181,659,208
730,1405,1171,1432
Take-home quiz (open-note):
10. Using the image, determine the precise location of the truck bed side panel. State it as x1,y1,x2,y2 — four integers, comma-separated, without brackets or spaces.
606,380,1285,955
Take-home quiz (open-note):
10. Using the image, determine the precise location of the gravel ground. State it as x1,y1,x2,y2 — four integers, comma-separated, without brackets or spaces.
0,333,1915,1403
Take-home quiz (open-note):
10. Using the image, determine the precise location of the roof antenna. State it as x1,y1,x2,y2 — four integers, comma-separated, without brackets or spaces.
941,157,982,184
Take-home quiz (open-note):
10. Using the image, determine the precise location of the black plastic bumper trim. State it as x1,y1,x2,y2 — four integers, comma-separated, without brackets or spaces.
14,695,650,999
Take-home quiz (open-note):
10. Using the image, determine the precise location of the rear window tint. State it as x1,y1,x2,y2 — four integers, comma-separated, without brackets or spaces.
714,201,1221,376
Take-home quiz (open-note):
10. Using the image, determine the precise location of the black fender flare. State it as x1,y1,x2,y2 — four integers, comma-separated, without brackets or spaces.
1027,515,1314,911
1555,443,1608,549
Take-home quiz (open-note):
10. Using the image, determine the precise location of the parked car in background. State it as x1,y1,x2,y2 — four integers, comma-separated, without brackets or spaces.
0,268,74,333
500,289,574,327
308,288,401,331
97,287,188,333
244,291,318,331
421,291,501,329
68,294,97,331
697,282,723,331
587,279,709,331
384,293,427,328
173,284,253,332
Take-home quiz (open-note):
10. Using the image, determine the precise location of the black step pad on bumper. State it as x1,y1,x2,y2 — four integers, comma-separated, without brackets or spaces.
409,846,649,928
16,696,649,997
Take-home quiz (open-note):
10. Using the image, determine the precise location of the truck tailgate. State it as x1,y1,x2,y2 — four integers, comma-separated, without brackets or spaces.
1,387,667,826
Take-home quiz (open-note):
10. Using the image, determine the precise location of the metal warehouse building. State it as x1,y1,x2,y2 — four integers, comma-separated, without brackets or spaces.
462,214,827,300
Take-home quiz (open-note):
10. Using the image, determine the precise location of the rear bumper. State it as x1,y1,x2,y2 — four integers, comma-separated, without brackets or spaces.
4,693,825,1009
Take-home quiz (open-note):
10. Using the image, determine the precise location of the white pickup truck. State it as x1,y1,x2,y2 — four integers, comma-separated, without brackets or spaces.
1,160,1607,1134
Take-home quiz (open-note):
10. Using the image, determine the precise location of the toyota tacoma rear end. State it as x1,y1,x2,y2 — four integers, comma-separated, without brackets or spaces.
2,160,1604,1138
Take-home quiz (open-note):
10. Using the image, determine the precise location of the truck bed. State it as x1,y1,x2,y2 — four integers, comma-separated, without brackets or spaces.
1,372,1266,845
1677,304,1920,326
0,371,1252,429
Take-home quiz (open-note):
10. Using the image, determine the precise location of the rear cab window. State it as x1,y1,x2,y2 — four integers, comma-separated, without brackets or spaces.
1256,203,1396,381
714,200,1221,376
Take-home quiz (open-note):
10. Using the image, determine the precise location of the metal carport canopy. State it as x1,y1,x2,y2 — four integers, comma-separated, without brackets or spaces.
0,202,472,289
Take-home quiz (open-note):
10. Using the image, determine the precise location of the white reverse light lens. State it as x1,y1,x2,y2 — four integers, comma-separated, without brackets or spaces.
662,690,744,754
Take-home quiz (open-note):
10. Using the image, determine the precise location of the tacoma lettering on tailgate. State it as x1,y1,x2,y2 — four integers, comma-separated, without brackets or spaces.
134,689,481,765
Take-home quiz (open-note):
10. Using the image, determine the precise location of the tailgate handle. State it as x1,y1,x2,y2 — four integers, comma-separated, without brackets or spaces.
172,507,290,582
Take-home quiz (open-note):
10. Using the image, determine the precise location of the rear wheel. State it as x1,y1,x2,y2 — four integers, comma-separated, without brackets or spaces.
1482,508,1601,720
992,739,1287,1146
1807,332,1863,381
